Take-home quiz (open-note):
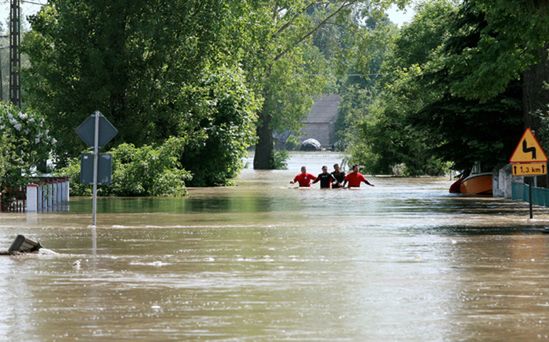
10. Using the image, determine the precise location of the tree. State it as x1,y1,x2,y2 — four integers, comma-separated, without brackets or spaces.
177,65,260,186
23,0,237,156
248,0,410,169
441,1,549,127
348,0,528,174
23,0,260,186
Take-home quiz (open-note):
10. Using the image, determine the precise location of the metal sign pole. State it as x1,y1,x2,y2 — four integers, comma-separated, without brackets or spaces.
91,111,99,227
529,178,533,219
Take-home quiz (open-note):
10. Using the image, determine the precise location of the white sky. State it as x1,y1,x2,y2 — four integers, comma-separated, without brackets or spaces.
386,3,416,26
0,1,44,32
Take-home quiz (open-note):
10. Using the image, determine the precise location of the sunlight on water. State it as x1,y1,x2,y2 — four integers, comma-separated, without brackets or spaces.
1,152,549,340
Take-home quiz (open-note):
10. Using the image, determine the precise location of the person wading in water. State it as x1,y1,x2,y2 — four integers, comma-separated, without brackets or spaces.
312,165,336,189
343,165,374,188
331,163,345,189
290,166,317,187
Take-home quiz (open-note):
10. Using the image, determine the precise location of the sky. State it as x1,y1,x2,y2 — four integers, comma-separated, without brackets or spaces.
0,1,44,31
386,3,417,26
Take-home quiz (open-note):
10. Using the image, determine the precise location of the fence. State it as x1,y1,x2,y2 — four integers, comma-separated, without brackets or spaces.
512,182,549,207
0,177,70,213
0,186,26,212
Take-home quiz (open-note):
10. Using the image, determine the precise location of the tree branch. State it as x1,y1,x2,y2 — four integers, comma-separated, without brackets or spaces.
273,1,327,38
273,1,355,62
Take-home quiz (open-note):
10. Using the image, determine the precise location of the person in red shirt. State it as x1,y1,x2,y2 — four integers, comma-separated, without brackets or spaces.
290,166,317,187
343,165,374,188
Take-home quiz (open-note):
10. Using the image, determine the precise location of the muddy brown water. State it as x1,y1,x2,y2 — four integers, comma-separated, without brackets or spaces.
2,152,549,341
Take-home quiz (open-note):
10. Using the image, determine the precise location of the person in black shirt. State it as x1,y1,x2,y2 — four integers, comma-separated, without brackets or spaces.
313,165,336,189
331,163,345,188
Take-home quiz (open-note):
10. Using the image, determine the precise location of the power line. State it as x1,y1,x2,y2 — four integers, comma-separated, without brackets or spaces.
21,0,46,5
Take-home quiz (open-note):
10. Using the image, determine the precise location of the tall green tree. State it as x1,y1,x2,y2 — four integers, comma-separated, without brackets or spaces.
247,0,409,169
24,0,235,158
441,1,549,134
348,0,543,174
23,0,260,186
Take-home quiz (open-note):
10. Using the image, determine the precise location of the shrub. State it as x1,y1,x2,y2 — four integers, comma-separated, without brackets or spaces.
273,150,289,170
58,137,191,196
0,102,54,188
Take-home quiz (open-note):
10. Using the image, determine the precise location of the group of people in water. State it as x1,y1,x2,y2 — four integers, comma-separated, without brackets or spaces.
290,164,375,189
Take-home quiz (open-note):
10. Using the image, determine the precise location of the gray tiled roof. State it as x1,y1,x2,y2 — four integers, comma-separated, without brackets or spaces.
302,94,340,124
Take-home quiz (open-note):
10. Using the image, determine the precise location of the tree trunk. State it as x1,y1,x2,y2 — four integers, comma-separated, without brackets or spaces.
522,44,549,129
253,111,275,169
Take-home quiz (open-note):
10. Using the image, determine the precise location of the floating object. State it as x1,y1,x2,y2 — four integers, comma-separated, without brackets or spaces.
459,173,493,195
300,138,321,151
8,235,42,254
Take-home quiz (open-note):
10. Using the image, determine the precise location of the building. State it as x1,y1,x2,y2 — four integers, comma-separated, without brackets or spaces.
300,94,341,148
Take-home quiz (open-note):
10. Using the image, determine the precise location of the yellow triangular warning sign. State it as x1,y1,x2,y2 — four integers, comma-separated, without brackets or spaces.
509,128,548,163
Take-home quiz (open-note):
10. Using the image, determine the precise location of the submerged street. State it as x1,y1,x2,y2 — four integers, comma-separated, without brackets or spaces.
2,152,549,340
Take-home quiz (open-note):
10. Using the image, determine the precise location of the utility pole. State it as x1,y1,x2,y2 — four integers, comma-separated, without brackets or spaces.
9,0,21,107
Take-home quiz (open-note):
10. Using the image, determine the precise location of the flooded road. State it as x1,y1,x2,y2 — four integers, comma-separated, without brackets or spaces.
2,152,549,341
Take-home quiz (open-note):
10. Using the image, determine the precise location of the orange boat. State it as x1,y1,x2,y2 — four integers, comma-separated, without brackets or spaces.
459,172,492,195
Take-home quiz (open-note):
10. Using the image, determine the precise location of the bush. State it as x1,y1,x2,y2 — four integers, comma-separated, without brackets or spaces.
0,102,54,188
58,137,191,196
273,150,289,170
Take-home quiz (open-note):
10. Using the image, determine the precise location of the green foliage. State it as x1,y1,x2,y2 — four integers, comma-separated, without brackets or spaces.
58,158,90,196
110,137,190,196
347,0,534,175
177,66,259,186
23,1,261,186
58,137,191,196
284,135,301,150
0,102,54,188
444,1,549,100
266,46,332,134
23,0,250,160
246,1,366,169
273,150,289,170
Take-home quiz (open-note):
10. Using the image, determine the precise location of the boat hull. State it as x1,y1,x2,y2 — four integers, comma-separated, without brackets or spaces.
449,178,462,193
459,173,492,195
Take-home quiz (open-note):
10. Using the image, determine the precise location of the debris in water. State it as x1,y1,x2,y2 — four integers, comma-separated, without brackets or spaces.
0,235,42,255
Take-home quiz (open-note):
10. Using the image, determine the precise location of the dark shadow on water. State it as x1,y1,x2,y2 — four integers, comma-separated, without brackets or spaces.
405,225,549,236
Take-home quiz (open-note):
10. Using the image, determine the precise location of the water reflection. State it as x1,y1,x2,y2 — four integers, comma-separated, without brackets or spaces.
1,152,549,340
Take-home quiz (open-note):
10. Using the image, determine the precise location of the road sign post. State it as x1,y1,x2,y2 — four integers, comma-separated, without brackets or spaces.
92,112,99,227
76,111,117,228
529,181,533,219
509,128,548,219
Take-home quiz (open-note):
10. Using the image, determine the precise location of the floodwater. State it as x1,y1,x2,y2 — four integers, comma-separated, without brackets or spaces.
2,152,549,341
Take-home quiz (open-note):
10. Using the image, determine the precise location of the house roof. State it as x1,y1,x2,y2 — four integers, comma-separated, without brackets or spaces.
302,94,341,124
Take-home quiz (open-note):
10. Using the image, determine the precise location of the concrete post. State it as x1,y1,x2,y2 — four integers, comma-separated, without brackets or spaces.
37,185,42,211
65,178,70,202
42,184,47,210
56,180,62,204
47,183,53,210
52,181,58,207
26,184,38,212
60,180,65,202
